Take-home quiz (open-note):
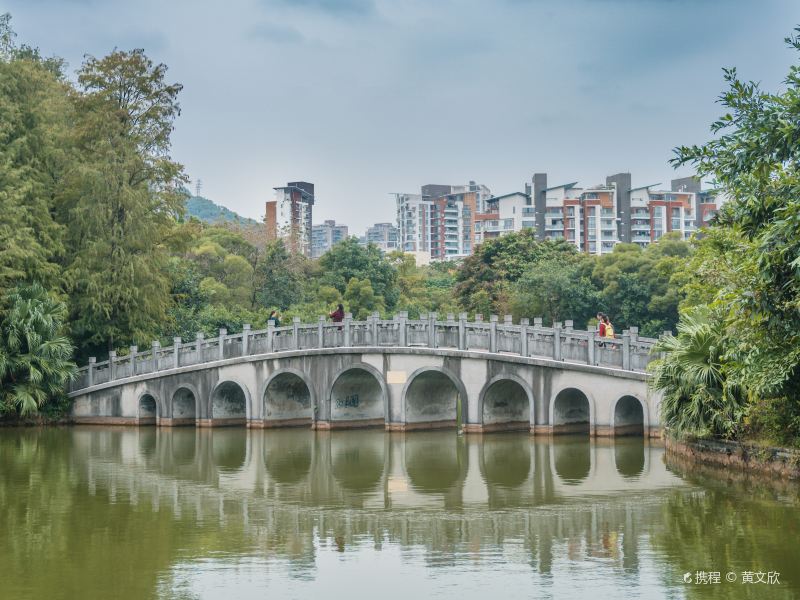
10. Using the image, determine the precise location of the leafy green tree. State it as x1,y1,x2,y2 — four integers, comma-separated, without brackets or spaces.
343,277,384,320
58,49,186,354
0,284,76,416
455,232,577,315
255,239,305,310
319,238,398,309
511,258,600,327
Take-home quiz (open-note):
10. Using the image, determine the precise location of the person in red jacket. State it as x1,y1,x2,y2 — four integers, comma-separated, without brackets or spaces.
597,312,607,347
329,304,345,330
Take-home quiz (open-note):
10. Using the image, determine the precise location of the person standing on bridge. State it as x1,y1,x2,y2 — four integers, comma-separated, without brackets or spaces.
268,310,281,328
330,304,345,330
597,312,607,347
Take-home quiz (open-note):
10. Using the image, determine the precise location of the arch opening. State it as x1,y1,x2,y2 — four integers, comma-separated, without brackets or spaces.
482,379,530,432
404,370,461,429
552,388,590,435
138,394,157,423
264,372,312,426
171,387,197,426
330,368,385,426
614,395,645,437
210,381,247,426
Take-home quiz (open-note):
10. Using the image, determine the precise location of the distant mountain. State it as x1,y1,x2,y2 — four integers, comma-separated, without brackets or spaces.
184,194,259,225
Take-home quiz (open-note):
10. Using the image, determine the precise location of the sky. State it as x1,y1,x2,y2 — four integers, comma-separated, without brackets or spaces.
4,0,799,232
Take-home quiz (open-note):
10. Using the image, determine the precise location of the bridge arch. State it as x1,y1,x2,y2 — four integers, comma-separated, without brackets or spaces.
168,383,200,426
401,366,468,429
478,374,533,432
208,379,249,426
136,390,159,424
262,368,314,427
328,363,387,427
610,393,649,437
550,385,596,435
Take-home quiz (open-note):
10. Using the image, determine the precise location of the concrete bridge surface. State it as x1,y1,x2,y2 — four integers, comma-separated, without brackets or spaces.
69,313,663,437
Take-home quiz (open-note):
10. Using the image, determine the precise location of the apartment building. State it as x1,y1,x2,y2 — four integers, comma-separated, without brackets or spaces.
395,193,431,253
363,222,399,253
266,181,315,256
311,219,349,258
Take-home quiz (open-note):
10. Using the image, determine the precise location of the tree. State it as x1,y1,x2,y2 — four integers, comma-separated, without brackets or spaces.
255,240,305,310
319,238,398,309
511,258,600,327
343,277,384,319
58,49,186,355
0,284,76,416
455,232,577,315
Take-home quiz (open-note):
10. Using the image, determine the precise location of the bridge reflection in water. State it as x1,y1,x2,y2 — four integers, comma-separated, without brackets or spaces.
5,427,800,600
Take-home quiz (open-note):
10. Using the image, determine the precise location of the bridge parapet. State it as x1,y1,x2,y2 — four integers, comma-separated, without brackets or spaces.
70,314,659,393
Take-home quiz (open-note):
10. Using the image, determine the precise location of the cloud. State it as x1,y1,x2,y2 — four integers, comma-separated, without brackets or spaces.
249,22,305,44
270,0,375,16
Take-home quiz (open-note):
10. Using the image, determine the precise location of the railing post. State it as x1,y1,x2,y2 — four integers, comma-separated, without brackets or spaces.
398,312,407,346
587,330,596,366
88,357,96,386
292,317,301,350
152,341,160,371
371,312,379,345
428,312,437,348
504,314,513,326
173,337,181,369
108,351,117,380
489,315,498,353
553,322,562,361
242,324,250,356
475,313,483,323
520,318,529,357
318,316,325,348
266,321,274,353
458,312,467,350
622,331,631,370
343,313,352,347
129,346,137,375
218,329,227,360
564,319,574,332
195,333,204,363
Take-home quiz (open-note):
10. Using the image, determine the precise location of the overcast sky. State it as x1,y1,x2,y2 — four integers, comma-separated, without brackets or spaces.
6,0,799,231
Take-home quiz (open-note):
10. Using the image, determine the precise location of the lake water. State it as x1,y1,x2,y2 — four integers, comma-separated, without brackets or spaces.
0,427,797,599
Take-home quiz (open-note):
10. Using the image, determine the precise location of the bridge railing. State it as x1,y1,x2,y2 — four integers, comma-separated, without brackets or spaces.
69,313,661,392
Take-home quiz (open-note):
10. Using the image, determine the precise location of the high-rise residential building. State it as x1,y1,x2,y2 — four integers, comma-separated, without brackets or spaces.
311,219,349,258
396,193,432,253
265,181,315,256
364,222,399,253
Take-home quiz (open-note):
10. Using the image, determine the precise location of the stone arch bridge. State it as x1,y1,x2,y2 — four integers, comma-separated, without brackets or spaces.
69,314,663,437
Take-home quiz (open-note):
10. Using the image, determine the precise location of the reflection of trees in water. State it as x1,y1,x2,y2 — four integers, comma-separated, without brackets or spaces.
553,436,591,484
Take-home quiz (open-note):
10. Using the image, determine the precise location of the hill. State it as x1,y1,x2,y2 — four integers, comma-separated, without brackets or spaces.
184,195,259,225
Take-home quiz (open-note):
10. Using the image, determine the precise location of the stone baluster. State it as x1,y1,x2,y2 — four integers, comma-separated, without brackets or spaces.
475,313,483,323
318,316,325,348
564,319,573,332
152,340,160,371
489,315,498,353
371,312,379,345
587,330,596,366
458,312,467,350
397,312,407,346
504,314,513,326
520,318,529,357
173,337,181,369
293,317,301,350
428,312,437,348
88,357,96,386
622,330,631,371
129,346,138,375
195,333,204,363
343,313,352,347
242,324,250,356
218,328,227,361
109,351,117,380
266,320,275,353
553,322,562,361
